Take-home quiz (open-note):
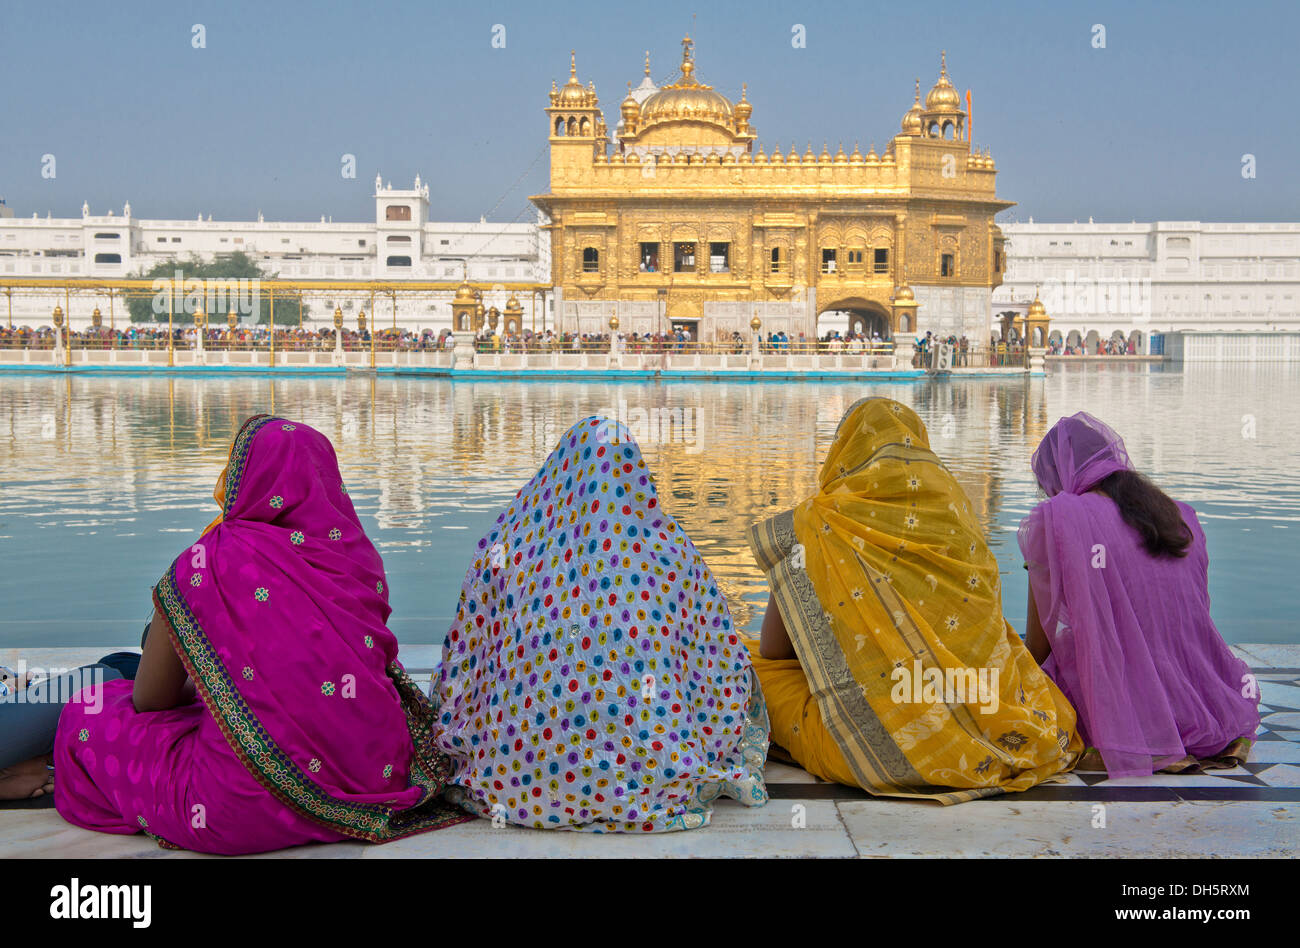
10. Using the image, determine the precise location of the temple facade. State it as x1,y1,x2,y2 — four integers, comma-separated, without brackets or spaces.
530,38,1010,343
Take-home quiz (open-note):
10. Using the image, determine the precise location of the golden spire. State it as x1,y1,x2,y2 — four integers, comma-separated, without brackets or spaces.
680,35,696,83
940,50,947,78
734,81,752,126
570,50,577,78
645,50,651,76
901,78,925,134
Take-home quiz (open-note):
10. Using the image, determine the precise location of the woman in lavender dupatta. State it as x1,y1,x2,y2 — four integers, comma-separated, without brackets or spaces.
1018,412,1259,777
55,415,469,853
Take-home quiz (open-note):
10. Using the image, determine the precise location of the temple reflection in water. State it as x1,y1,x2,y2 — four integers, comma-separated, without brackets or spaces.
3,366,1297,645
0,374,1055,634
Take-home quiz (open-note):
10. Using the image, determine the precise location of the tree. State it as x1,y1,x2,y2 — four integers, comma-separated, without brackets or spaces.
122,252,307,326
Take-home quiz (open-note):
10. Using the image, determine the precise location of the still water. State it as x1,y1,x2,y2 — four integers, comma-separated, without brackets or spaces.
0,364,1295,648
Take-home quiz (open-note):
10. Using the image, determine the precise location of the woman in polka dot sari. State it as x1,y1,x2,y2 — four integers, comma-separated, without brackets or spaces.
431,416,770,832
55,415,469,853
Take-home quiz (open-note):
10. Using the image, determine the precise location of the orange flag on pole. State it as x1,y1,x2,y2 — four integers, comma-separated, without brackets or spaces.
966,89,973,143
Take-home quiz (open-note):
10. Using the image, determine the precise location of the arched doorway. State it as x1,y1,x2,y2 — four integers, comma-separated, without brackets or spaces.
817,298,892,341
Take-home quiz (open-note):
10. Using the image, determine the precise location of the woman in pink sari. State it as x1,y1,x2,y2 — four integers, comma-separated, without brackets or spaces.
55,414,469,853
1018,412,1259,777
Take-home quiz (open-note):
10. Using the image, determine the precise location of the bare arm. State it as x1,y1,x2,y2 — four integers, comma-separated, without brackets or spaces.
133,609,194,713
759,592,796,661
1025,581,1051,666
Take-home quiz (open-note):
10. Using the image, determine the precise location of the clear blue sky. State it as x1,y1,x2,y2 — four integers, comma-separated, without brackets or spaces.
2,0,1296,225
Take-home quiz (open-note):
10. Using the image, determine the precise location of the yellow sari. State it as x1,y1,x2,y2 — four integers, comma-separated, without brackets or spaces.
747,397,1082,804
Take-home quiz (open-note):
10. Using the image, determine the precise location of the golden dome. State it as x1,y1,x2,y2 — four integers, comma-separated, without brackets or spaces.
925,51,962,112
1028,294,1048,317
640,36,735,126
641,85,733,122
901,78,924,134
621,82,640,120
893,285,916,302
557,51,593,107
453,279,477,303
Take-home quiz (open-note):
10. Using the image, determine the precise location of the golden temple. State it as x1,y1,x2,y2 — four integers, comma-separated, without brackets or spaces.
531,39,1010,343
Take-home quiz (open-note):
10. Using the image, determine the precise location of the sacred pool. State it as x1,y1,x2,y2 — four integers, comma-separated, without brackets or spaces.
0,363,1294,652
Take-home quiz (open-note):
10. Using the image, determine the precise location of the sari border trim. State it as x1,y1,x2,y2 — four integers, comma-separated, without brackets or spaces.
747,510,1003,806
220,414,274,517
155,565,472,842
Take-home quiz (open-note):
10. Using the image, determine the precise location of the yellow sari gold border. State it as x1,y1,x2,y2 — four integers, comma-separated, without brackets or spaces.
748,509,1001,805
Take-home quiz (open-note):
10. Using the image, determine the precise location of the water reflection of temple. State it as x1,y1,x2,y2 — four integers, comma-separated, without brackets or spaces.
5,370,1297,643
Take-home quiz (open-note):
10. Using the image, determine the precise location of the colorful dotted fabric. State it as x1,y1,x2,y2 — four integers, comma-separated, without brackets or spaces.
431,417,769,833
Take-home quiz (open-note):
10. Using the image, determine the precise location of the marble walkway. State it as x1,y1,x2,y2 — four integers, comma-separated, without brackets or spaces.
2,643,1296,858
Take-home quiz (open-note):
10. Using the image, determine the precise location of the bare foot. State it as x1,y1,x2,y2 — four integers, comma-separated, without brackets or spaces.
1075,748,1107,773
0,755,54,800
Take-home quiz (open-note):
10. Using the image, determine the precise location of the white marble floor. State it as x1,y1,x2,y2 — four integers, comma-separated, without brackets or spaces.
3,644,1298,858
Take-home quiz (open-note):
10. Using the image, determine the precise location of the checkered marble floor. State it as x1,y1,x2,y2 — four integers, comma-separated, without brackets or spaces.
2,643,1297,857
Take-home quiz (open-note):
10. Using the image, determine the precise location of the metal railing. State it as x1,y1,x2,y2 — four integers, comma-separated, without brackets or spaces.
473,336,898,355
0,331,445,354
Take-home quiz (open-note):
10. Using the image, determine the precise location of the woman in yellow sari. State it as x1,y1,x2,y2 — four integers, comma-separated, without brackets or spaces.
747,397,1082,803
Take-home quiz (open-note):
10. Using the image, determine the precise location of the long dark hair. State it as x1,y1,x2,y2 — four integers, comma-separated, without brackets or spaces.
1095,469,1192,558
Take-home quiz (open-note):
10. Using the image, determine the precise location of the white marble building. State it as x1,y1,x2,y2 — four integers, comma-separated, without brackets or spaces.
995,220,1300,358
0,177,551,331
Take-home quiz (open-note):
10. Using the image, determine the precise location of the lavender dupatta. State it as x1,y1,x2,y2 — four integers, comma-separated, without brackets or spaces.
1018,413,1259,777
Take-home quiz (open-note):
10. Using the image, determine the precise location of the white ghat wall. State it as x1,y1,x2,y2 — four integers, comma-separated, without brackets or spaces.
0,177,551,331
994,221,1300,353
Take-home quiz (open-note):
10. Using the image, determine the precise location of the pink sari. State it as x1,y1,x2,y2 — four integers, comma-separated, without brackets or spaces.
55,414,469,853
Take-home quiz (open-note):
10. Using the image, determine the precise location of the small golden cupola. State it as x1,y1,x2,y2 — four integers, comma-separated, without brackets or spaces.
734,83,752,135
900,78,924,136
921,51,966,140
558,51,591,107
621,83,641,133
548,51,603,139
